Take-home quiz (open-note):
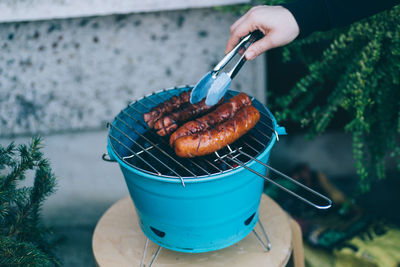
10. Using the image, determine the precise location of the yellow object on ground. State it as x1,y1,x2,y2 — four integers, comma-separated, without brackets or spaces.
334,226,400,267
304,243,334,267
304,226,400,267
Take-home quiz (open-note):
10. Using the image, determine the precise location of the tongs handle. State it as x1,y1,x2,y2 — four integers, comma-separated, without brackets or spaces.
212,30,264,76
228,30,263,79
228,30,264,79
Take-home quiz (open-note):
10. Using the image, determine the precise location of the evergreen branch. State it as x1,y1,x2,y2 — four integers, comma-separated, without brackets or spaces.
0,236,56,266
271,3,400,191
0,137,43,193
274,33,363,121
0,137,59,266
0,142,15,170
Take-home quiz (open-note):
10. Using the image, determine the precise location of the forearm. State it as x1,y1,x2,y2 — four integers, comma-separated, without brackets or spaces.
283,0,400,38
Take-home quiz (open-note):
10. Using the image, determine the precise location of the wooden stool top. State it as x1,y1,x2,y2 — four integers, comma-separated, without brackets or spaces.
93,194,293,267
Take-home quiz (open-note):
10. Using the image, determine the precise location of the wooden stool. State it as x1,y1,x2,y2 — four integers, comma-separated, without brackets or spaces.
92,194,304,267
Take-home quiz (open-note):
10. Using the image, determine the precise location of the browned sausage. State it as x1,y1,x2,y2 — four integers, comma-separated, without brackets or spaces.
156,123,178,136
153,98,223,136
173,105,260,158
143,90,191,128
169,93,251,146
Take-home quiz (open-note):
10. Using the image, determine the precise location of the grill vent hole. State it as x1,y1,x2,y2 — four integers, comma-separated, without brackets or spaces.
244,213,256,226
150,226,166,238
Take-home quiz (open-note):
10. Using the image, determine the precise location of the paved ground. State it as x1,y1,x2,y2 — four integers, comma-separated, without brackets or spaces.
0,129,357,266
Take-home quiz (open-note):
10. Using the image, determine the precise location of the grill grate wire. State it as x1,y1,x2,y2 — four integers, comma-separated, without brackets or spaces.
108,86,276,184
107,86,333,209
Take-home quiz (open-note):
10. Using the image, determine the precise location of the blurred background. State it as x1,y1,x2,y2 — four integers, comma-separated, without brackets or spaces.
0,0,399,266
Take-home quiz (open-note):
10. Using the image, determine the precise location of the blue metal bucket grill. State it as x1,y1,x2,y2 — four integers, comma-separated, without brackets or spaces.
105,86,331,253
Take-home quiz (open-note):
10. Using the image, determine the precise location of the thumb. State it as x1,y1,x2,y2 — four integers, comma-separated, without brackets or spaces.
244,36,275,60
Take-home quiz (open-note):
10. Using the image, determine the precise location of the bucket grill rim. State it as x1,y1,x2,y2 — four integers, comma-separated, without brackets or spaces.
107,85,279,182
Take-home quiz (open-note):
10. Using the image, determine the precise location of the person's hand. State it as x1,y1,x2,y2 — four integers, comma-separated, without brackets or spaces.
225,5,300,60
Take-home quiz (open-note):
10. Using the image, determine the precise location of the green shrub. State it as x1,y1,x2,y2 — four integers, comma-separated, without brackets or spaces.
0,137,59,266
218,2,400,192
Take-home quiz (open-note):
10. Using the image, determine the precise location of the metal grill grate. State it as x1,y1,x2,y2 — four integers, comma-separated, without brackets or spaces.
107,86,277,182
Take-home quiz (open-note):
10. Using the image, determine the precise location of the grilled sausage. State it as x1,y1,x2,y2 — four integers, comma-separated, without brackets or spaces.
153,98,223,136
143,90,191,128
156,123,178,136
169,93,251,146
173,105,260,158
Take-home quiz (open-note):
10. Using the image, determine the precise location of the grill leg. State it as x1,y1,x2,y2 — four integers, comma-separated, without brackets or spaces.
140,238,162,267
252,220,271,252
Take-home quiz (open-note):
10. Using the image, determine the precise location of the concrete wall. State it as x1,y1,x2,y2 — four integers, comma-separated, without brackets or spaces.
0,5,266,137
0,0,247,22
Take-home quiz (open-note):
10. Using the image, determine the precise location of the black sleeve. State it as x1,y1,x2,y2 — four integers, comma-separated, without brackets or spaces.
282,0,399,38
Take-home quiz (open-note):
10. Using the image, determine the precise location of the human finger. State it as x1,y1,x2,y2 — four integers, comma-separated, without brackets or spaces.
244,35,275,60
225,18,254,54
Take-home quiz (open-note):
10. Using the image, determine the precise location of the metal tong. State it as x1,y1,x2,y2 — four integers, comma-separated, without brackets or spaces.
190,30,264,106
